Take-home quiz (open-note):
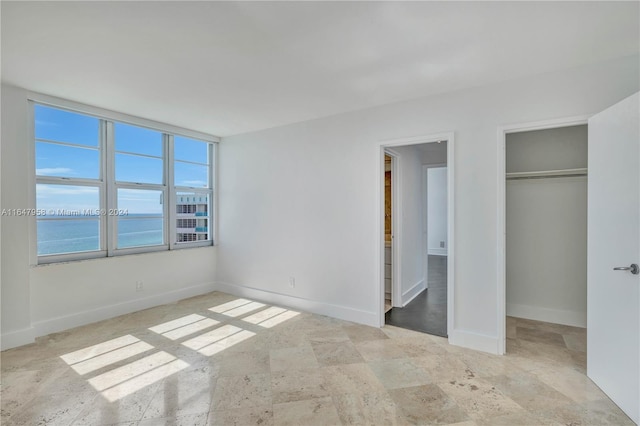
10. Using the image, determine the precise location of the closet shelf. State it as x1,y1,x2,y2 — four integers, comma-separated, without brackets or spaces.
506,168,587,180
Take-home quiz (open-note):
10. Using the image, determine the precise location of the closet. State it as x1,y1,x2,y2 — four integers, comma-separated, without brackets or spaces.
505,125,588,327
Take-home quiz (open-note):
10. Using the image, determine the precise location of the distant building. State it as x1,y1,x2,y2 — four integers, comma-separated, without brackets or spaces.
176,193,209,242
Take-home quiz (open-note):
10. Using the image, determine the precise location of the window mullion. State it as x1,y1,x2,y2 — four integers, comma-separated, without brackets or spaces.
100,119,108,253
167,134,176,250
210,142,216,245
105,120,116,257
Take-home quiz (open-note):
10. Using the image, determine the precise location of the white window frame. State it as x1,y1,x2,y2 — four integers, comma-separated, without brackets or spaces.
29,93,219,265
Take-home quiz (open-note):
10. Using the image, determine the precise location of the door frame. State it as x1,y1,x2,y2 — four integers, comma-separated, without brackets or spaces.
378,132,455,341
496,115,589,355
383,148,401,308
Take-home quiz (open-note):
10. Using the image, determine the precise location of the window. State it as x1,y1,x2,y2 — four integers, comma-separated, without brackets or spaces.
34,102,216,263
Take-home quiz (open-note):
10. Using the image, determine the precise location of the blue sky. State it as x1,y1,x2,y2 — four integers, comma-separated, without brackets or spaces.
35,105,209,213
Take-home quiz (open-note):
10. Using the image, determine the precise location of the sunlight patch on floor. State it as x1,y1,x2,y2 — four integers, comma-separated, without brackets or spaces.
60,334,140,365
148,313,208,334
181,324,256,356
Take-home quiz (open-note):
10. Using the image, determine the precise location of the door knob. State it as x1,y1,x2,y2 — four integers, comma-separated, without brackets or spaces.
613,264,639,275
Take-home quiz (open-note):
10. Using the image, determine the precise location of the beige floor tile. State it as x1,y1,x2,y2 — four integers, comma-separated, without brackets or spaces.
342,323,390,343
0,295,629,426
332,391,398,425
514,317,585,336
311,341,365,366
456,350,522,379
411,354,475,384
72,380,161,425
388,384,470,425
355,339,408,362
210,373,271,411
488,372,574,412
381,325,425,339
505,337,577,371
392,336,448,358
218,349,270,377
474,411,545,426
306,327,351,343
506,318,517,340
438,377,525,420
139,412,209,426
515,326,567,348
208,406,273,426
273,397,341,426
269,344,319,372
8,389,98,426
563,333,587,353
262,328,310,350
369,358,432,390
271,368,329,404
531,365,606,403
141,366,216,420
537,398,636,425
322,363,386,396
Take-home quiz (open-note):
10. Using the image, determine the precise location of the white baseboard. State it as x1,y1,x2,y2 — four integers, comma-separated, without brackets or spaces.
428,248,447,256
214,281,378,327
507,303,586,328
402,279,425,306
1,326,36,351
32,282,216,339
449,329,500,355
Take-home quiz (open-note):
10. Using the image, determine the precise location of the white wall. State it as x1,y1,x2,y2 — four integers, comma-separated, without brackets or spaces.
427,167,448,256
217,56,639,353
506,125,588,327
506,125,588,173
393,145,426,305
0,85,218,350
506,178,587,327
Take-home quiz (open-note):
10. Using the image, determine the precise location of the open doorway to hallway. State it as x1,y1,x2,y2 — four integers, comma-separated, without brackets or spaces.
381,138,452,338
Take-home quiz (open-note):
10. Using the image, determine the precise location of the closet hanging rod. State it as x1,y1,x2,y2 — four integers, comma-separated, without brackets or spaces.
506,168,587,181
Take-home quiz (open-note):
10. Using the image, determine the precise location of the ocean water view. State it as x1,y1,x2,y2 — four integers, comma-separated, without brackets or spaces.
37,214,163,255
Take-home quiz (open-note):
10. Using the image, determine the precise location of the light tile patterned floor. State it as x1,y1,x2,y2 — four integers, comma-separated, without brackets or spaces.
0,292,633,425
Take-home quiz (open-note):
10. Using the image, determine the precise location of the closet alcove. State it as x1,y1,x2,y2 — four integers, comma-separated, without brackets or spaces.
505,124,588,328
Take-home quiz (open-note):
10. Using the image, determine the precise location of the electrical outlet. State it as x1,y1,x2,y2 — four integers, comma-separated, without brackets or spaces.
136,281,144,292
288,277,295,288
440,241,445,248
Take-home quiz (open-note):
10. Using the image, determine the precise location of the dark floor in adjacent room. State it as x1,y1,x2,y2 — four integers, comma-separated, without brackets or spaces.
386,255,447,337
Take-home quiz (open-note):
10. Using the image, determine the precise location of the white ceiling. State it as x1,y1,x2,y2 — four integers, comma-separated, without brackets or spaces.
2,1,638,137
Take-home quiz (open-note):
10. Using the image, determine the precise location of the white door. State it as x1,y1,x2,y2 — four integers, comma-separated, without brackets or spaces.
587,92,639,424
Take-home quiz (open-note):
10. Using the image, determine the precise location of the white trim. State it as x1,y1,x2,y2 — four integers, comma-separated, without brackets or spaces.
402,279,426,306
428,248,447,256
215,281,379,327
32,282,216,338
446,137,455,339
27,90,220,143
507,303,587,328
421,165,429,289
449,329,500,354
27,100,38,266
1,327,37,351
496,115,589,355
378,132,455,342
384,148,402,309
506,168,587,180
424,162,447,169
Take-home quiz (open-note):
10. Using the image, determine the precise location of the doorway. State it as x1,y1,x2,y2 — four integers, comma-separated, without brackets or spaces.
384,153,394,313
499,119,588,363
379,134,454,339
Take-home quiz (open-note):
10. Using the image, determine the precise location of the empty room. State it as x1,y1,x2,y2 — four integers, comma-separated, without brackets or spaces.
1,2,638,425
